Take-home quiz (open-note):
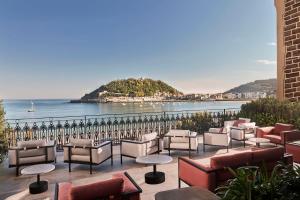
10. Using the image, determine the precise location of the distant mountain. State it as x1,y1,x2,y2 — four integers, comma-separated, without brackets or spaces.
80,78,183,101
225,79,277,94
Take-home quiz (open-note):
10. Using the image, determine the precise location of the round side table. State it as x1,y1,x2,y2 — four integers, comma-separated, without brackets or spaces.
21,164,55,194
248,138,271,147
136,154,172,184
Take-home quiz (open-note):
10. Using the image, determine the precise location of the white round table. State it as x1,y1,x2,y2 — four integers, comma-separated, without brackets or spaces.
248,138,270,147
21,164,55,194
136,154,173,184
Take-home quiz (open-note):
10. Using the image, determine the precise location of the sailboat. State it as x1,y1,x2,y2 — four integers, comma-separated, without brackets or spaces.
27,101,35,112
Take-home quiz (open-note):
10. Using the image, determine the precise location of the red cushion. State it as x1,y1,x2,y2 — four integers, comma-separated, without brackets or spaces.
273,123,294,135
70,178,124,200
233,119,246,127
112,173,139,194
58,183,72,200
252,147,284,165
264,135,282,144
210,152,252,169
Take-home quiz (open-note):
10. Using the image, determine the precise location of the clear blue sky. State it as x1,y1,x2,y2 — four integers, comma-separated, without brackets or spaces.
0,0,277,99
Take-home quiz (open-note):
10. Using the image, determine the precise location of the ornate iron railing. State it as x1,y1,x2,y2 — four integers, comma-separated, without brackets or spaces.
4,108,239,149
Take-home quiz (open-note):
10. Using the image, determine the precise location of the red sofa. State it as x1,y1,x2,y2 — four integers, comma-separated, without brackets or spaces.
55,172,142,200
256,123,300,146
178,147,290,191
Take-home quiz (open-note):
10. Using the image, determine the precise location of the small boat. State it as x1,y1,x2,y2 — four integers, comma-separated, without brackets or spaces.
122,103,127,106
27,101,35,112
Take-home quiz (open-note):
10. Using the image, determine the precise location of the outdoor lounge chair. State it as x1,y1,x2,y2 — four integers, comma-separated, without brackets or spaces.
229,118,256,147
63,139,113,174
202,120,234,152
8,139,56,176
120,132,162,164
163,129,198,157
257,123,300,146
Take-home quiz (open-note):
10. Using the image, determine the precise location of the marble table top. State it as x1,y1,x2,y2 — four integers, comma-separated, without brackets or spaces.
136,154,173,165
21,164,55,175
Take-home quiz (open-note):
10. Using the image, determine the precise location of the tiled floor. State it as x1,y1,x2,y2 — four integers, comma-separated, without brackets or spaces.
0,138,253,200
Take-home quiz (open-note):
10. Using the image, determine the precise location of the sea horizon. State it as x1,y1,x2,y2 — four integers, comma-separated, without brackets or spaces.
2,99,246,120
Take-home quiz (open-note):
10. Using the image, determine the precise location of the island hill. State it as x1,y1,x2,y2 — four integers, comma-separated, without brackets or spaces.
71,78,184,103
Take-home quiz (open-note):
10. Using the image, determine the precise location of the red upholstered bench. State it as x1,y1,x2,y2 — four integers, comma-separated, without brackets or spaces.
55,172,142,200
178,147,290,192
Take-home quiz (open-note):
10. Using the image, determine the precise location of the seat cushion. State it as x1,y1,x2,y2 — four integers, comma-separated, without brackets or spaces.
70,178,124,200
170,137,189,143
170,143,190,149
210,152,252,169
168,130,190,137
71,148,90,156
71,155,90,162
18,148,45,158
264,135,282,144
273,123,294,135
19,155,46,164
17,140,46,149
251,147,284,169
211,152,252,183
70,139,93,147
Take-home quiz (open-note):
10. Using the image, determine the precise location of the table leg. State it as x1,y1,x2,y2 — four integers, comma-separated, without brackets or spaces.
145,165,165,184
29,174,48,194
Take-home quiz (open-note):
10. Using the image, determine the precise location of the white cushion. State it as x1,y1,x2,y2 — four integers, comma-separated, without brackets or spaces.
168,129,190,137
238,122,256,129
204,132,230,146
142,132,158,141
70,139,93,147
17,140,46,149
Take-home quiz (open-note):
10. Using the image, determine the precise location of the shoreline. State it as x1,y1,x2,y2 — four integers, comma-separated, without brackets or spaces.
70,99,251,104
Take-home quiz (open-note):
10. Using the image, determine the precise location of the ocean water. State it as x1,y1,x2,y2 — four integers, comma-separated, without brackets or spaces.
2,99,247,120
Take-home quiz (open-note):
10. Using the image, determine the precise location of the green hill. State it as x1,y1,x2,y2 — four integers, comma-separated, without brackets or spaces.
225,78,276,94
81,78,182,100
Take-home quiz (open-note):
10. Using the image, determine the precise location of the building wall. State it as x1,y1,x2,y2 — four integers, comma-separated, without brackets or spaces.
276,0,300,101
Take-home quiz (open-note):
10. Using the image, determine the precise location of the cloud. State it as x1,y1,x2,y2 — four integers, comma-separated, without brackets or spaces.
267,42,276,46
256,59,277,65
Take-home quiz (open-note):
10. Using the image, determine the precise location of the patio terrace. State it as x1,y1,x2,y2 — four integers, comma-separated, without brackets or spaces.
0,137,251,200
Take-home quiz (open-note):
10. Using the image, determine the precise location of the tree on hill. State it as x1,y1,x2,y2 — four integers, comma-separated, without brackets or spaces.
81,78,182,100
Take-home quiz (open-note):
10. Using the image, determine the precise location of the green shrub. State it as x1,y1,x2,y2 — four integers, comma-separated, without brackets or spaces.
216,163,300,200
238,98,300,129
180,111,238,134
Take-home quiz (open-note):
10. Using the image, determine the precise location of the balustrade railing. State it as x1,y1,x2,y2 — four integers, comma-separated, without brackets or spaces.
4,108,240,149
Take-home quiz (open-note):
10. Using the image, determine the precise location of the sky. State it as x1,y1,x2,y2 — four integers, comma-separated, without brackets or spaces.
0,0,277,99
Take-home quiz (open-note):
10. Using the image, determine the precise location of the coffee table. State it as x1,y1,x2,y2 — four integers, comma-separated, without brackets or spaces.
136,154,172,184
248,138,271,147
155,186,220,200
21,164,55,194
